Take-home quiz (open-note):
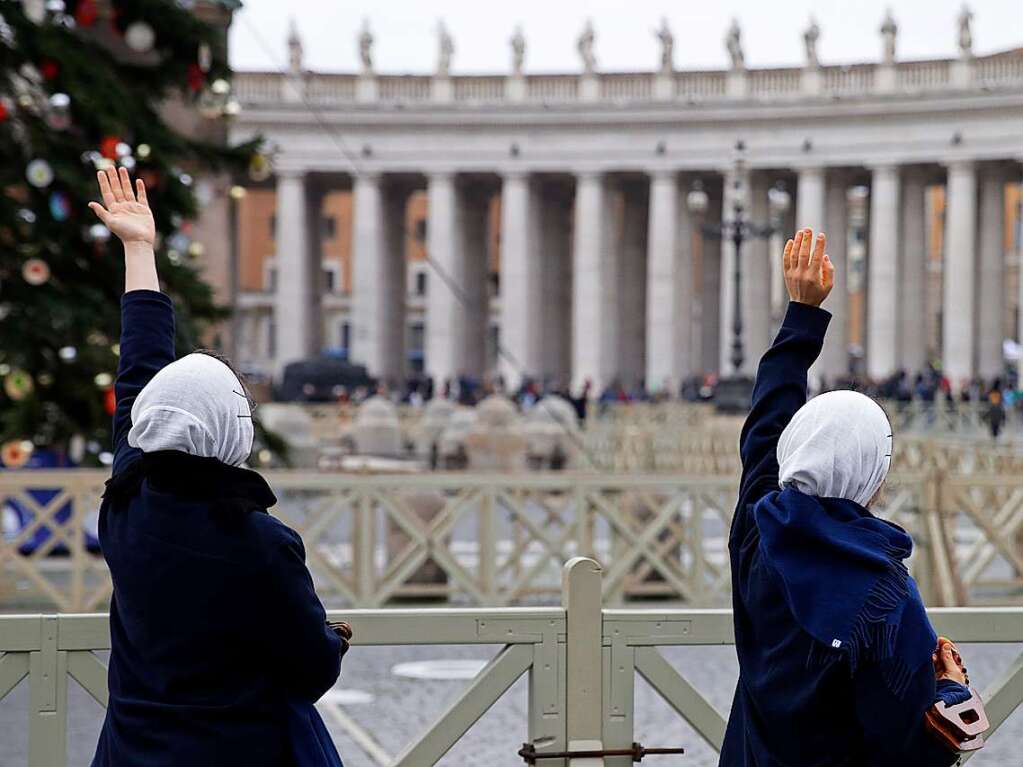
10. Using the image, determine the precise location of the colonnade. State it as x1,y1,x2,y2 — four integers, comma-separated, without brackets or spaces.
269,160,1019,392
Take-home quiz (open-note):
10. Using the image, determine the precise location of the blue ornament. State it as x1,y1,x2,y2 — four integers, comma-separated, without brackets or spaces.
49,191,70,221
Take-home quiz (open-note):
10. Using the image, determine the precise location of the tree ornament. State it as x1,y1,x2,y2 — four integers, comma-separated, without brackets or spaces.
45,0,65,12
187,63,204,93
58,345,77,361
37,372,53,386
0,99,8,123
1,440,35,469
27,159,54,187
167,231,190,253
229,185,246,200
0,13,13,45
198,42,212,72
136,143,151,159
104,386,116,416
22,257,50,285
187,241,205,258
40,59,59,81
124,21,155,52
16,208,37,225
115,141,132,158
74,0,97,26
211,78,230,95
22,0,46,24
100,135,120,159
178,172,193,187
248,153,271,181
46,92,71,130
87,223,110,242
49,191,71,221
119,155,136,171
4,369,34,400
94,372,112,387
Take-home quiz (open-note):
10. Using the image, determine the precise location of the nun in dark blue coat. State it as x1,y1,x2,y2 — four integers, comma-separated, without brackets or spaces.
88,167,346,767
719,228,973,767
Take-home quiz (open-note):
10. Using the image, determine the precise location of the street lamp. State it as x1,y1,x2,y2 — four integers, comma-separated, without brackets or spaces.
688,141,790,412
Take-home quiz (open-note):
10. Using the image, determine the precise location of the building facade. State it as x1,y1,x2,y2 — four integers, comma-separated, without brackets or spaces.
228,19,1023,393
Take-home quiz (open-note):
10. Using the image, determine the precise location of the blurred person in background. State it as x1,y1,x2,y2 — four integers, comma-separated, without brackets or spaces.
89,167,350,767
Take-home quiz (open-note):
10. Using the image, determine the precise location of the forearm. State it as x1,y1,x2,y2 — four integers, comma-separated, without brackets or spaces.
123,242,159,293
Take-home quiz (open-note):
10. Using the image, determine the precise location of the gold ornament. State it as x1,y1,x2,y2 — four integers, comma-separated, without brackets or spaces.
1,440,34,469
4,369,34,400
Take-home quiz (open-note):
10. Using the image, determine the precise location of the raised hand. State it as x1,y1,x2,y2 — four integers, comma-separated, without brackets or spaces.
783,227,834,308
89,166,155,247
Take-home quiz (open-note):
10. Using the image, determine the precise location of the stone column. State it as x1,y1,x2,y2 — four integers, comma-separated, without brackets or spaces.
867,165,901,379
816,173,850,381
426,171,464,386
618,183,648,390
645,171,689,391
499,172,541,389
977,168,1006,379
743,174,772,371
351,173,405,381
719,166,749,375
899,170,928,374
459,187,490,380
942,161,977,388
539,182,574,386
795,167,827,232
274,170,318,373
700,192,723,375
572,172,611,390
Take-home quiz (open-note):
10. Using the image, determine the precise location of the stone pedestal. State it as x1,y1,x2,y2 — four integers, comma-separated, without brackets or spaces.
580,74,599,102
524,395,580,469
465,396,527,472
351,396,402,457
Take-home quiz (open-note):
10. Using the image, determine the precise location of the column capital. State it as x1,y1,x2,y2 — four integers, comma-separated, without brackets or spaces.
574,169,605,182
646,168,679,182
944,158,976,173
501,169,532,182
354,170,383,184
274,166,307,181
790,163,826,176
866,162,901,175
427,169,458,183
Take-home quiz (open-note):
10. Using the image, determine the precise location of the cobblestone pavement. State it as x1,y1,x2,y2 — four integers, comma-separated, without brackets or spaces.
1,642,1021,766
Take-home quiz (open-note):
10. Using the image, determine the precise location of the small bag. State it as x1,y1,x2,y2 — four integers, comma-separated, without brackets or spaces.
925,638,989,753
924,689,989,752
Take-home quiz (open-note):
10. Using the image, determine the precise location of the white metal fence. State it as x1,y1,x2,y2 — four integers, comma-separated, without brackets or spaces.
2,559,1022,766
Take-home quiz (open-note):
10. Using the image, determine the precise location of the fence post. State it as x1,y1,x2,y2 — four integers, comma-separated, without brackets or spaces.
28,615,67,767
563,557,604,766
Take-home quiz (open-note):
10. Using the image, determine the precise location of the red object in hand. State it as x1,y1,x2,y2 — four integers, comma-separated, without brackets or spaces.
104,387,116,416
40,60,60,81
75,0,98,26
100,136,121,160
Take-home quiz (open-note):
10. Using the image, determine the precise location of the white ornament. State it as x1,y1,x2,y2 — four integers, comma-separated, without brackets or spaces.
125,21,155,53
26,158,54,188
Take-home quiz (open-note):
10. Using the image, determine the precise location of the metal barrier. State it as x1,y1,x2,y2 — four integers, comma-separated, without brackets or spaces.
2,471,945,611
2,559,1022,766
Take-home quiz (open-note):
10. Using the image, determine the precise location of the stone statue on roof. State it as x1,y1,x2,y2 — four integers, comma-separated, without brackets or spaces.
656,18,674,74
578,19,597,74
437,20,454,77
511,25,526,76
725,19,744,71
804,16,820,69
358,19,373,73
957,5,974,59
880,9,898,65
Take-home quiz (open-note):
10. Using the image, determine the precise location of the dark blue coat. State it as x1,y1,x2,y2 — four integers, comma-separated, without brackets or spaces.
92,290,344,767
719,301,963,767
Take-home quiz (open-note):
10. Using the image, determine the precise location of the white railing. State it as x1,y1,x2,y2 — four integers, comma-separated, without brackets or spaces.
0,468,973,611
822,64,876,94
527,75,579,102
232,50,1023,108
599,73,654,102
453,76,506,103
2,559,1021,766
748,68,802,98
377,76,432,102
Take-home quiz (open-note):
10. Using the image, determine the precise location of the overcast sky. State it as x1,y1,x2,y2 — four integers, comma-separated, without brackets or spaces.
229,0,1021,75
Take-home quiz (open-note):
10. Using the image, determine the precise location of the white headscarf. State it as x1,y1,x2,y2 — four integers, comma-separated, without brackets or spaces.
777,390,892,507
128,353,254,467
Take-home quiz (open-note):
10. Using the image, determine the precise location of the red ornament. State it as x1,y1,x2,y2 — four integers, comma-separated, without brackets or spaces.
0,101,7,123
40,60,60,81
100,136,120,160
187,63,204,94
104,387,116,416
75,0,98,26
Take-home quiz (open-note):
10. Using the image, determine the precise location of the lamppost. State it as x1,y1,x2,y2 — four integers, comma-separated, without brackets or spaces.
687,141,791,411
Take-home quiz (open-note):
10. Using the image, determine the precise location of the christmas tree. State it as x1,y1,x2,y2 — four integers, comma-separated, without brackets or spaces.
0,0,258,467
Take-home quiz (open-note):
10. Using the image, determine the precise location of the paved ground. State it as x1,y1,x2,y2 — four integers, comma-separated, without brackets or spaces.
2,641,1021,766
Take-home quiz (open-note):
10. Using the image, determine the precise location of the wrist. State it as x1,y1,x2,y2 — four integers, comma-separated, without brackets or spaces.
123,241,155,259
